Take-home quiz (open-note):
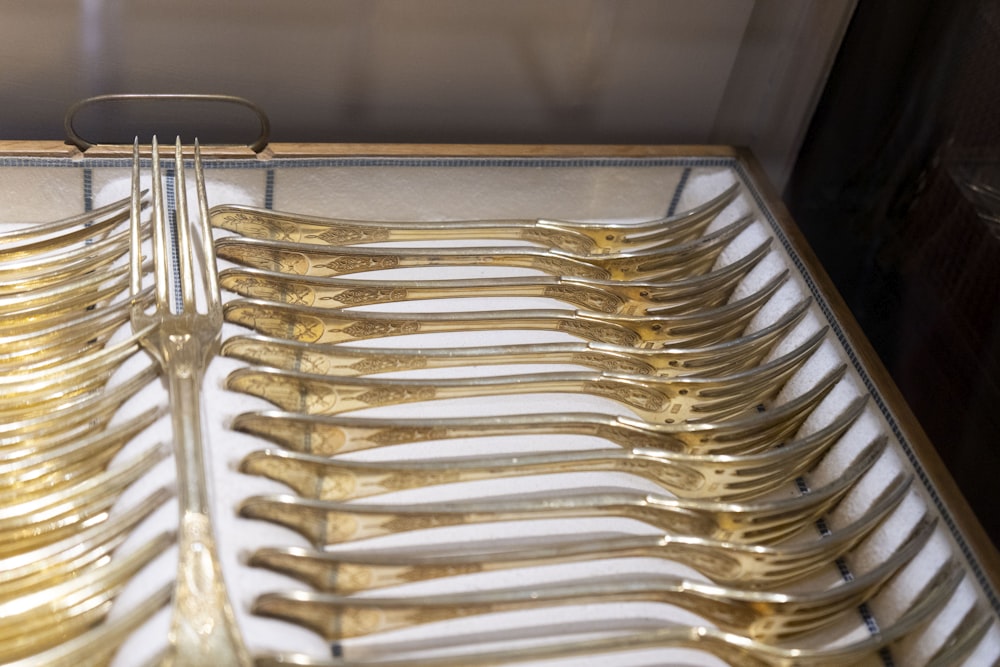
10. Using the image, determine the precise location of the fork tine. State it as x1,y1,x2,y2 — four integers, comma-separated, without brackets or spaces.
246,475,912,595
0,583,172,667
194,139,221,316
130,138,143,302
925,602,996,667
150,136,170,312
237,445,884,548
0,531,174,661
251,561,965,667
249,516,929,645
173,136,195,310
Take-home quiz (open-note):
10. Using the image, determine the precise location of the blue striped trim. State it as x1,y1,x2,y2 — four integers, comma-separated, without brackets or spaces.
265,168,275,210
0,155,738,170
82,168,93,213
666,166,691,216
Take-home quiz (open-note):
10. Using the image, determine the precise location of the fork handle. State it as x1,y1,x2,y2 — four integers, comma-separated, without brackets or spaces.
250,577,768,642
247,535,749,595
211,206,599,254
238,493,718,546
225,367,676,420
239,448,706,502
222,336,656,377
230,411,686,456
219,269,628,313
163,370,251,666
223,300,642,347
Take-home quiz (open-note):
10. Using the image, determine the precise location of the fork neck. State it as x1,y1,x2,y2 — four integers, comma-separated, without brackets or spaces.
166,367,213,515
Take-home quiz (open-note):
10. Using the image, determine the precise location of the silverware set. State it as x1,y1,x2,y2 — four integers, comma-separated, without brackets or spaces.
0,143,990,666
0,180,172,663
209,169,982,665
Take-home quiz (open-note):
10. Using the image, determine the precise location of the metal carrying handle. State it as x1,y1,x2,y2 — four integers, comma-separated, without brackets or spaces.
64,93,271,153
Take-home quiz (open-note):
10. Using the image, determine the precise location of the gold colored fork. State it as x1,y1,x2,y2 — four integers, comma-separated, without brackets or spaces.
0,487,170,600
221,298,812,380
225,324,822,424
238,401,869,504
0,327,150,418
222,270,787,350
129,136,251,666
0,266,134,335
0,530,173,663
0,194,136,261
248,475,912,593
251,507,929,644
238,440,884,547
1,583,172,667
230,365,847,457
211,183,740,255
0,289,153,373
0,257,134,319
0,364,158,454
215,212,755,283
0,442,169,558
217,239,771,316
0,226,135,292
252,559,965,667
0,406,161,500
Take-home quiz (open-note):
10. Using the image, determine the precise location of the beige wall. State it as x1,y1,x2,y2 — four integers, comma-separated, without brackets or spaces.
0,0,854,188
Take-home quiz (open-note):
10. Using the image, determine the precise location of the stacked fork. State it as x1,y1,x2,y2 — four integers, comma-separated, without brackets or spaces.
0,161,172,662
0,139,992,666
209,167,977,665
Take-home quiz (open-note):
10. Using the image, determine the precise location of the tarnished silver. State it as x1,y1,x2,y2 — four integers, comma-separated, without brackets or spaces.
217,238,772,316
212,183,740,255
239,398,867,503
215,213,756,283
225,324,825,423
238,439,885,547
251,507,929,643
129,136,251,666
230,364,848,457
222,271,788,350
252,559,964,667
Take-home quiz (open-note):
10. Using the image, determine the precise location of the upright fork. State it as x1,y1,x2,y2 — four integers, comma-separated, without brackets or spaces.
130,136,251,666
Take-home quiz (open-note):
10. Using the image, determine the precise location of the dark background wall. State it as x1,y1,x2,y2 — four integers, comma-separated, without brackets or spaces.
787,0,1000,545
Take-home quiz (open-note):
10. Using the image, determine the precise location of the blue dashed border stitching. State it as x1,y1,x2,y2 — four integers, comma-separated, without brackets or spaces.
264,168,275,210
666,166,691,217
82,168,93,212
0,155,739,170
